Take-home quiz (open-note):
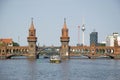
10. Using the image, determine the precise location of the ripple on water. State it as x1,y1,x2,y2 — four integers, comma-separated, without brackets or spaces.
0,59,120,80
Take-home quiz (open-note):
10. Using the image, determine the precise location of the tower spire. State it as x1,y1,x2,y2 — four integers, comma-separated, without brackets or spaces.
29,18,36,36
63,18,67,29
64,18,66,24
31,17,33,24
30,17,35,30
62,18,68,37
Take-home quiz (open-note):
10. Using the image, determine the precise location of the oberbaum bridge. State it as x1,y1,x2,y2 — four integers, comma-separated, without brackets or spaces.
0,19,120,59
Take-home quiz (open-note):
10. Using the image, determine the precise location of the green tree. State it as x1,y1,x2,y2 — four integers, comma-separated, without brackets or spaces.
13,42,19,46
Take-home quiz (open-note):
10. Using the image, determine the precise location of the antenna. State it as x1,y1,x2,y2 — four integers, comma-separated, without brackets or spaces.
82,16,85,31
81,17,85,46
78,26,80,45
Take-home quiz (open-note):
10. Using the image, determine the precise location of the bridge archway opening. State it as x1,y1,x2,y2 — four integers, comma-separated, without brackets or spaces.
106,48,114,54
37,47,60,57
7,55,28,59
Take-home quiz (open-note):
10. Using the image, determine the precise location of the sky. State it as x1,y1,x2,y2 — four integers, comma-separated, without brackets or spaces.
0,0,120,46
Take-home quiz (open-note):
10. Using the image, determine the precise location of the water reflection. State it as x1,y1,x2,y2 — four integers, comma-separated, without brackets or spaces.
0,58,120,80
27,59,37,80
60,60,70,80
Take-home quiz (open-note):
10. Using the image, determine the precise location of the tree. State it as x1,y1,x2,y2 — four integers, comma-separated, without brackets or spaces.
13,42,19,46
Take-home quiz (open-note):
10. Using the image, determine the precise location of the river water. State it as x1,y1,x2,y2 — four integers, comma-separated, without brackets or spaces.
0,57,120,80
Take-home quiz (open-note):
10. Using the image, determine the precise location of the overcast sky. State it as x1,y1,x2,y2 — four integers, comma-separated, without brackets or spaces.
0,0,120,46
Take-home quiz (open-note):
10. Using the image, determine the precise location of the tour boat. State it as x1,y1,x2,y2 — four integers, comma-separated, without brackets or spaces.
50,55,61,63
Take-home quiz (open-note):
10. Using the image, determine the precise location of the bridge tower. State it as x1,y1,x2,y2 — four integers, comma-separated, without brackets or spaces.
27,18,37,59
60,18,70,59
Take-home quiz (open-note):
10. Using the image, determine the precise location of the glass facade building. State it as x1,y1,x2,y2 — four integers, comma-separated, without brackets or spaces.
90,32,98,46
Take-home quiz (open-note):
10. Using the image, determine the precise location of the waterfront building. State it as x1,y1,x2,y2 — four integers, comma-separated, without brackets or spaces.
90,32,98,46
106,36,114,47
106,33,120,46
0,38,13,46
118,36,120,46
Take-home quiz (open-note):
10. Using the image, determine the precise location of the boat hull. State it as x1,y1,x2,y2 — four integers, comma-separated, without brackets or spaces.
50,60,61,63
50,55,61,63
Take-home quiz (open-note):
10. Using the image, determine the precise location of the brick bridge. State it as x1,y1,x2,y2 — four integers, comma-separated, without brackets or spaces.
0,45,60,59
0,19,120,59
69,44,120,59
0,46,29,59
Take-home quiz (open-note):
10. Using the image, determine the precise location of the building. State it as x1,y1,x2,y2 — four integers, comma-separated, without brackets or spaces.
0,38,13,46
60,18,70,59
90,32,98,46
118,36,120,46
98,41,106,46
106,36,114,46
27,18,37,58
106,33,120,47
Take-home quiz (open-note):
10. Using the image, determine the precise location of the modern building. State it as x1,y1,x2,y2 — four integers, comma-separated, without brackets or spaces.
118,36,120,46
106,33,120,46
106,36,114,46
90,32,98,46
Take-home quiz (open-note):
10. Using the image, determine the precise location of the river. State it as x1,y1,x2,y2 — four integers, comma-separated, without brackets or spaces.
0,57,120,80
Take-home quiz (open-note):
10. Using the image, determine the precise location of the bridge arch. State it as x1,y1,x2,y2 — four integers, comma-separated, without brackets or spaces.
69,45,120,59
0,46,29,59
37,46,60,56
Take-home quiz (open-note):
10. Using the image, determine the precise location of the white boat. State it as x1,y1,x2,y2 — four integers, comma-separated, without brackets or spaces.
50,55,61,63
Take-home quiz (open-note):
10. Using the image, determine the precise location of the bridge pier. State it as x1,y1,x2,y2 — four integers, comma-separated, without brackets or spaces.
60,54,70,60
88,56,96,59
115,55,120,59
0,56,7,59
27,54,38,59
110,54,120,59
36,54,39,59
109,56,114,59
106,53,120,59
